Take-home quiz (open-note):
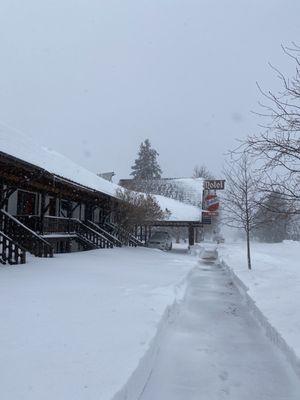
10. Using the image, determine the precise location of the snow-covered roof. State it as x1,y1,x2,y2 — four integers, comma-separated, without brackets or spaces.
119,177,204,207
167,177,203,207
154,195,201,222
0,123,202,222
0,123,119,198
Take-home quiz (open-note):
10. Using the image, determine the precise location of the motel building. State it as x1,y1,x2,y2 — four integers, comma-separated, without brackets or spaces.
0,126,204,265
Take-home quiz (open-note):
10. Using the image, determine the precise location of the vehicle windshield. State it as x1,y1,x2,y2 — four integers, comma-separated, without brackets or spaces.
150,232,169,240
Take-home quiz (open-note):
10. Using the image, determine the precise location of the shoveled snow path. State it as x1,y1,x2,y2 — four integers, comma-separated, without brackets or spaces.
140,262,300,399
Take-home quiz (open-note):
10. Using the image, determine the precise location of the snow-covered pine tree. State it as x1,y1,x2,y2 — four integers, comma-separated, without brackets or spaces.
130,139,162,180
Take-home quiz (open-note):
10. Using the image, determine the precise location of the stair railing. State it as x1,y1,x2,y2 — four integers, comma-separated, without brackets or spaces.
0,210,53,258
74,220,113,249
87,221,121,247
0,231,26,265
104,222,143,247
16,214,113,251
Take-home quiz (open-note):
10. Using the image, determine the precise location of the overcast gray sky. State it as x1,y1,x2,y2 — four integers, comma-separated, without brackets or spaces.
0,0,300,180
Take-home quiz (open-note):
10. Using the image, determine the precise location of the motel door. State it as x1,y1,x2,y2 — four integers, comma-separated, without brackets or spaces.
85,204,94,222
17,190,37,215
48,197,57,216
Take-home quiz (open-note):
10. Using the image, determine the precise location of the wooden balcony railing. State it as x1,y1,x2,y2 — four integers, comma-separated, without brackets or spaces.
17,215,113,250
17,215,78,235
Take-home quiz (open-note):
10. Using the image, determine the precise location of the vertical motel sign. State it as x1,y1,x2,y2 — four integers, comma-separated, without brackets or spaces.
202,180,225,223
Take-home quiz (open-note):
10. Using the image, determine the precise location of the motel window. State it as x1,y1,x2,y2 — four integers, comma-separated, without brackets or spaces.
17,190,37,216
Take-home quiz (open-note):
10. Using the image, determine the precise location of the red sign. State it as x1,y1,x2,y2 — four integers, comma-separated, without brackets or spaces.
205,194,219,212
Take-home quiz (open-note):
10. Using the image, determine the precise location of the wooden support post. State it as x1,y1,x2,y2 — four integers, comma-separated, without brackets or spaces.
195,228,200,243
188,225,195,246
40,193,46,235
176,227,180,244
58,195,62,217
0,180,3,206
67,200,72,219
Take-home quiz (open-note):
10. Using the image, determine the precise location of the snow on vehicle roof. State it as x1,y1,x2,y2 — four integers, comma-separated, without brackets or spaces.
0,123,202,222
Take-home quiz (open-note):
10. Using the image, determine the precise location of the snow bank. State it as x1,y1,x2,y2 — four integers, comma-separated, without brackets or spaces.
219,241,300,377
112,297,183,400
0,247,195,400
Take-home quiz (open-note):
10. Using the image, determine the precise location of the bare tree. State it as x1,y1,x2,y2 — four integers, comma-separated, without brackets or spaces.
116,189,170,229
193,164,214,180
245,44,300,212
222,152,264,270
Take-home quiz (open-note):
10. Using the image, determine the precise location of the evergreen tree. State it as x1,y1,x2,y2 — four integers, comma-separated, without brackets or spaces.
130,139,162,180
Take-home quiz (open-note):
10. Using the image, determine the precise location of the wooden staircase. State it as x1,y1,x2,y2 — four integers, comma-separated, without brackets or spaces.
75,220,114,250
103,222,144,247
16,215,114,252
0,211,143,263
0,230,26,265
0,210,53,259
86,221,122,247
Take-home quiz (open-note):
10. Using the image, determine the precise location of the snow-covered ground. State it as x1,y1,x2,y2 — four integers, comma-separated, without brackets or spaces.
0,247,195,400
2,241,300,399
219,240,300,371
